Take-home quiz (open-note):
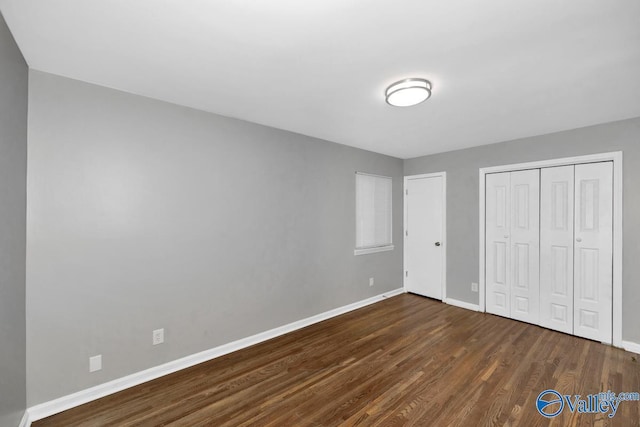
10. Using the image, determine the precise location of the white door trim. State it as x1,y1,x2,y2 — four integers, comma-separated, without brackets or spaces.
479,151,623,347
404,172,447,300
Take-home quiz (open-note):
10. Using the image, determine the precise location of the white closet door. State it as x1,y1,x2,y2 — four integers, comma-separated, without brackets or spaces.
509,169,540,325
486,172,511,317
574,162,613,343
540,166,574,334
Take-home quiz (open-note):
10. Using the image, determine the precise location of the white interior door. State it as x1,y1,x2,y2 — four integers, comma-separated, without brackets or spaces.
405,175,444,300
540,166,575,334
508,169,540,325
485,172,511,317
574,162,613,343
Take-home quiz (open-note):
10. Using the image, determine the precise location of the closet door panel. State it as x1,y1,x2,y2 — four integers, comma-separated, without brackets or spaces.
486,172,511,317
574,162,613,343
509,169,540,324
540,166,574,334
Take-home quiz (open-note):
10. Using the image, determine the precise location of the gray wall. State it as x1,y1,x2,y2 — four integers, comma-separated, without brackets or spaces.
26,70,403,405
405,117,640,343
0,12,27,427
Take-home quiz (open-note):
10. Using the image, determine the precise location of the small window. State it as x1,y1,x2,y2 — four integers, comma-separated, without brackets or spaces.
355,172,394,255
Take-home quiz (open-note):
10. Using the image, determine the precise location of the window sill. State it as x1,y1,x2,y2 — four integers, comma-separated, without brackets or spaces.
354,245,395,256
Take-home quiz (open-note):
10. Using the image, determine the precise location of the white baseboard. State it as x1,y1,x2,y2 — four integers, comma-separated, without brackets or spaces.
18,410,30,427
444,297,480,312
27,288,404,422
622,340,640,355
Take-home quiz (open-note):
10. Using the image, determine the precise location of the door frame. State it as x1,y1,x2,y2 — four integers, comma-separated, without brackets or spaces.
479,151,623,347
403,172,447,300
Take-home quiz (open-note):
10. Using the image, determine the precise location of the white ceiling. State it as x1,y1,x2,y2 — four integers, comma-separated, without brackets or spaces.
2,0,639,159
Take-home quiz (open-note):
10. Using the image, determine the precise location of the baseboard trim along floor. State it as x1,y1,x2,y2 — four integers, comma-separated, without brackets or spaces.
30,294,640,426
622,340,640,355
18,410,30,427
26,288,405,423
444,297,480,312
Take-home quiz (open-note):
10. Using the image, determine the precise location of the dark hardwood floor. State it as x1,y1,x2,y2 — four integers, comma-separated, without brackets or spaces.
34,294,639,426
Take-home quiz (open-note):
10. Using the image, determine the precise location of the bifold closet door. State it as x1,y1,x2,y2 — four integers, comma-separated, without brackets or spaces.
574,162,613,344
486,169,540,323
540,162,613,342
508,170,540,324
540,166,575,334
486,172,511,318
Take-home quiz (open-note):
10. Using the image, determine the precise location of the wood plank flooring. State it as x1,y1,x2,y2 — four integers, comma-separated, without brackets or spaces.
34,294,640,426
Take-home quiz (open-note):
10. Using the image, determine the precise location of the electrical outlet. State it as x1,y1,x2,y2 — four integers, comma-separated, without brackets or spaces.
153,328,164,345
369,277,374,287
471,282,478,292
89,355,102,373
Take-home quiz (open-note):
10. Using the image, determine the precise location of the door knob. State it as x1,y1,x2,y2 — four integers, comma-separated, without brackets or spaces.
435,242,441,247
576,237,582,243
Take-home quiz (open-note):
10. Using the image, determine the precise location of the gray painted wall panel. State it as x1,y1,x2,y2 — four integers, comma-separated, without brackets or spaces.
0,11,27,427
26,71,403,405
404,117,640,343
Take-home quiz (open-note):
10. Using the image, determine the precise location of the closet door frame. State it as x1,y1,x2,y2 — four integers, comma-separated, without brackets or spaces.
479,151,623,348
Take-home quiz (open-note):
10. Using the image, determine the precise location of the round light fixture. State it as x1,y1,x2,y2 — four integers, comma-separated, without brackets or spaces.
385,78,432,107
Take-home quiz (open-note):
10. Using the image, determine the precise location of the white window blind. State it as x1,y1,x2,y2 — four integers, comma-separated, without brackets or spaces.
355,172,394,255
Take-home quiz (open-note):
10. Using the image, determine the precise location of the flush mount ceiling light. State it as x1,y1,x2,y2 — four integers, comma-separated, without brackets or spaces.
385,78,432,107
